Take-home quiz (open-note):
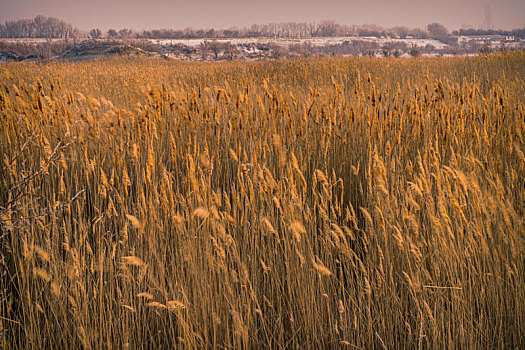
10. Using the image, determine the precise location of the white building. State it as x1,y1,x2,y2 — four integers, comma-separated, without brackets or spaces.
459,35,515,46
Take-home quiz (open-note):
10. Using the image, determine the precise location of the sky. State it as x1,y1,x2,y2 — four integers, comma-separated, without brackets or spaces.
1,0,524,31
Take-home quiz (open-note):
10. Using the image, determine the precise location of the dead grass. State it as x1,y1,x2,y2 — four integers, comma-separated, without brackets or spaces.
0,52,524,348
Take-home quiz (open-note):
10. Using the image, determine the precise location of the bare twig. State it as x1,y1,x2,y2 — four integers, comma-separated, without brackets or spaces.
375,332,387,350
423,285,462,290
0,189,85,224
6,140,71,208
1,131,39,172
418,319,425,350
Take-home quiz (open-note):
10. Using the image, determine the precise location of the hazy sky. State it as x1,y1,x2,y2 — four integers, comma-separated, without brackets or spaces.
1,0,524,31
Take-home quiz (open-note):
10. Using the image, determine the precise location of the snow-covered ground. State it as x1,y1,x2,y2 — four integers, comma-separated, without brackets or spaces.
150,36,449,49
0,36,449,50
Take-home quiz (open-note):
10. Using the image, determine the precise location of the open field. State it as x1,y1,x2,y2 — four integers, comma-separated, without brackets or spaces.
1,53,524,348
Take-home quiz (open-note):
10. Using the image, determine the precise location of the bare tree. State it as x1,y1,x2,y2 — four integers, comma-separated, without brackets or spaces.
0,16,77,38
409,44,421,57
392,26,410,39
89,28,102,39
118,28,132,39
107,29,118,38
203,40,223,60
270,44,289,59
316,20,339,37
199,41,209,60
223,42,239,60
426,23,449,38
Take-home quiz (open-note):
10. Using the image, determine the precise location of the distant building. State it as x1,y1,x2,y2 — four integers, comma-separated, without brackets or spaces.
458,35,515,47
458,36,471,44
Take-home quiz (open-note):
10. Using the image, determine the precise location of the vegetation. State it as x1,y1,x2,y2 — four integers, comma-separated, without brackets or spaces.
0,16,79,39
453,27,525,38
1,52,524,348
6,15,525,41
0,40,75,61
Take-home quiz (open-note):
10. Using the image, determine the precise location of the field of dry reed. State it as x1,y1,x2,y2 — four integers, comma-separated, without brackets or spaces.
1,52,524,348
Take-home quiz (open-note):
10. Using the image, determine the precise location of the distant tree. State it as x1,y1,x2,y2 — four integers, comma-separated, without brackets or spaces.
203,40,224,59
455,27,525,39
357,24,385,38
107,29,118,38
381,44,393,57
194,29,205,38
270,44,288,59
69,27,80,39
426,23,449,38
171,30,184,39
316,20,339,37
391,26,410,39
223,29,239,38
423,44,436,54
89,28,102,39
183,27,195,38
118,28,132,39
409,44,421,57
199,41,210,60
223,42,239,60
0,16,77,38
33,15,47,37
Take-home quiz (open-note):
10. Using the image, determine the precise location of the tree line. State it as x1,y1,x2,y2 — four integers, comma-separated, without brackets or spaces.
452,28,525,37
113,22,435,40
1,16,524,41
0,16,79,38
0,17,440,40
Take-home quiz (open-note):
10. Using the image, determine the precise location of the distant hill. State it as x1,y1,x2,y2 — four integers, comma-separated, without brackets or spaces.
57,41,161,61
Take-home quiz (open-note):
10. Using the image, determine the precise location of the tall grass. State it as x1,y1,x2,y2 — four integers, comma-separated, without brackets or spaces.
1,52,524,348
